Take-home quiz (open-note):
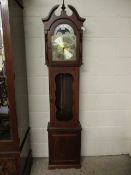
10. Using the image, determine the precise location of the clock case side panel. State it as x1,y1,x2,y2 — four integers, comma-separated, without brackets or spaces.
0,0,32,175
0,0,19,151
8,0,32,174
49,67,80,128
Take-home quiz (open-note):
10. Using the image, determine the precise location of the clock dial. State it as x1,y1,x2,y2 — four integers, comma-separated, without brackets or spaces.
52,24,76,61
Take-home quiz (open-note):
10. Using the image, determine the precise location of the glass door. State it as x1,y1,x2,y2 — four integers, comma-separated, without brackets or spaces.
0,11,11,140
55,73,73,121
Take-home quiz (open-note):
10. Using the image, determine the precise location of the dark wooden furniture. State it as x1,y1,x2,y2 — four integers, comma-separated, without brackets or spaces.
0,0,32,174
42,1,85,169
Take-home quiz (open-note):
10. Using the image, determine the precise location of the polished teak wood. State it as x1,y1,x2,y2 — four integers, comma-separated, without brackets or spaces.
43,1,85,169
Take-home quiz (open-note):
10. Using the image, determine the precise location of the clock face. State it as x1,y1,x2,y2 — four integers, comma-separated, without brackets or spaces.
52,24,76,61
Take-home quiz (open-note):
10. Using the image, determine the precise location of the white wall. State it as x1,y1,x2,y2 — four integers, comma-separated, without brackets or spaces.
23,0,131,157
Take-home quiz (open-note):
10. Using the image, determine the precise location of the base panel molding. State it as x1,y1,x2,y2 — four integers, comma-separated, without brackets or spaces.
48,123,82,169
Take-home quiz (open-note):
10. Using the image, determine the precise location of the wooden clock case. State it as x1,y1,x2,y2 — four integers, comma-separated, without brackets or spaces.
0,0,32,174
43,3,85,169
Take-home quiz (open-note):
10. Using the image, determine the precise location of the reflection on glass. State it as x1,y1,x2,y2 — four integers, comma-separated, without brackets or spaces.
55,74,73,121
52,24,76,61
0,11,10,140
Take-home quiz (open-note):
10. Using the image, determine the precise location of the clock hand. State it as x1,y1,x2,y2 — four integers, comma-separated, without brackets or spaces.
54,36,73,60
54,37,64,48
64,48,73,59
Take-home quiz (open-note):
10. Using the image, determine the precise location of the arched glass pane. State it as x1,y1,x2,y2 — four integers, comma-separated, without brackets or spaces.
55,74,73,121
0,10,11,140
52,24,76,61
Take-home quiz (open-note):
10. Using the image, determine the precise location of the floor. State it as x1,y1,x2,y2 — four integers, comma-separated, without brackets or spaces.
30,155,131,175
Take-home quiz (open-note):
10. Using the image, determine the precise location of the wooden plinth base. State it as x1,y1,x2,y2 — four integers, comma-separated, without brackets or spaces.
0,150,32,175
47,122,82,169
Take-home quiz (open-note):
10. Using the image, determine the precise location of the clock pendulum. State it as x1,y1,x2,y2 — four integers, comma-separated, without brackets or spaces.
42,0,86,169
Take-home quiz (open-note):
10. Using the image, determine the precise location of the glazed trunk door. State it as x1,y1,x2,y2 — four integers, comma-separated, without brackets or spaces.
49,67,80,127
55,73,73,121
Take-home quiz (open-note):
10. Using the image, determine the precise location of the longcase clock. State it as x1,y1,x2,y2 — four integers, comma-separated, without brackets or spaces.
42,1,85,169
